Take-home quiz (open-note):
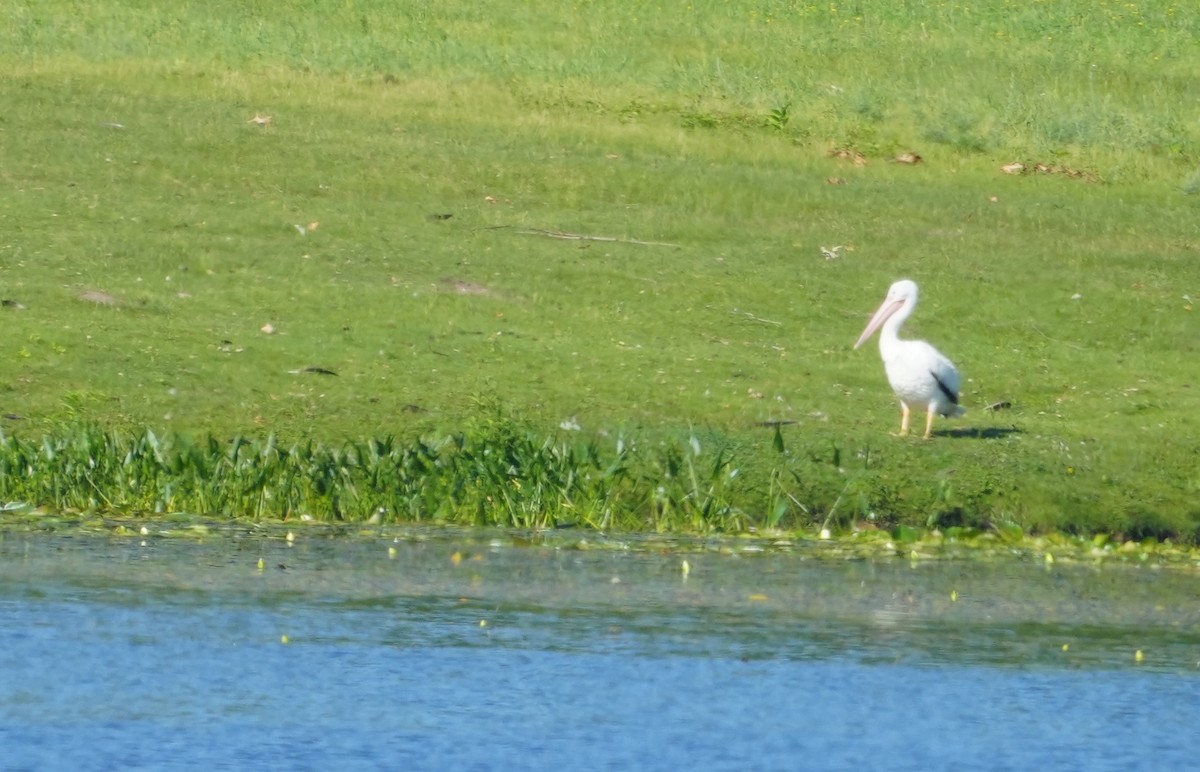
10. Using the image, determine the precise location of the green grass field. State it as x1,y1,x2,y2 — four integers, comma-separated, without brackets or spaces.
1,1,1198,540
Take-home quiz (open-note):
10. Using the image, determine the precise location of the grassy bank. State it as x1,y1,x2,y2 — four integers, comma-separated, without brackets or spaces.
1,2,1198,540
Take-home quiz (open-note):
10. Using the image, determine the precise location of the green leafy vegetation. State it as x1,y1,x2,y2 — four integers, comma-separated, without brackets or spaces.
1,1,1197,542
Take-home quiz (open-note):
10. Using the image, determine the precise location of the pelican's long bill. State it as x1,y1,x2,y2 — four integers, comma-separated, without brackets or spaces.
853,298,905,350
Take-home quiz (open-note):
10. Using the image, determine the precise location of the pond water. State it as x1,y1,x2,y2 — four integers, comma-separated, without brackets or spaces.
1,527,1198,770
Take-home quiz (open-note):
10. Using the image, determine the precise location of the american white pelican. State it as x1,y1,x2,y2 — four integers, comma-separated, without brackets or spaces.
854,279,965,438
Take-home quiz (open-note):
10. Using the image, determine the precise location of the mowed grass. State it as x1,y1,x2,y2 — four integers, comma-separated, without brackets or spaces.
1,1,1198,538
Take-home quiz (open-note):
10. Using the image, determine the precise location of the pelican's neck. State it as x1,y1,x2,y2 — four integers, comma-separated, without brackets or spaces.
878,297,915,356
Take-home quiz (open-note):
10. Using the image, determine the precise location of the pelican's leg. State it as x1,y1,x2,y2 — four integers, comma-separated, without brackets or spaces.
923,405,937,439
897,402,911,436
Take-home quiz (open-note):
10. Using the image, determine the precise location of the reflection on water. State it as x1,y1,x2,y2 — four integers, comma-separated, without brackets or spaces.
1,528,1198,769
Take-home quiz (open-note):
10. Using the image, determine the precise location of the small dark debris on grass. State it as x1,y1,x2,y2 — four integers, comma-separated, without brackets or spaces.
1,299,26,310
4,414,23,421
290,366,338,376
985,401,1013,412
402,404,426,413
429,213,454,221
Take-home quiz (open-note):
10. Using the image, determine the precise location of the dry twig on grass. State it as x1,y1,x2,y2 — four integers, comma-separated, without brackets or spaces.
731,308,782,326
504,227,680,248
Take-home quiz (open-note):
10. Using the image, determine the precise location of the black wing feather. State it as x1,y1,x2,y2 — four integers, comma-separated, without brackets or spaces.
930,370,958,405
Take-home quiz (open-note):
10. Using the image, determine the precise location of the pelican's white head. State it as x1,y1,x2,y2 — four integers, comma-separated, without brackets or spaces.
887,279,919,304
853,279,920,349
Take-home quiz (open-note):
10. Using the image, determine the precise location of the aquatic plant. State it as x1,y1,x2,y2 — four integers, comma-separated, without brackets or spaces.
0,423,748,531
1,419,1199,549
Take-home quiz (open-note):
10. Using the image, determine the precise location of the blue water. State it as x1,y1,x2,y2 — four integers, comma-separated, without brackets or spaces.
1,530,1198,770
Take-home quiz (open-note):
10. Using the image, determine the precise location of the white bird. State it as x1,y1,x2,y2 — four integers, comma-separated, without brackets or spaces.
853,279,965,439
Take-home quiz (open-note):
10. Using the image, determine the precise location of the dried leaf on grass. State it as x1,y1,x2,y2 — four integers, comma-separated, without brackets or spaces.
828,148,867,166
78,290,120,306
440,278,494,296
1000,161,1098,182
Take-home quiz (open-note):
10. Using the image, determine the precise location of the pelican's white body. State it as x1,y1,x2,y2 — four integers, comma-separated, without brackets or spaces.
854,279,964,437
879,338,963,418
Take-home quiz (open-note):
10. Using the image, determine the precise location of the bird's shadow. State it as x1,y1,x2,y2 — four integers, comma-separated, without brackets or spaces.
938,426,1022,440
